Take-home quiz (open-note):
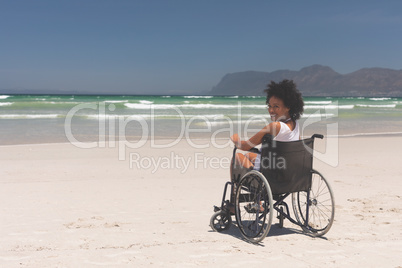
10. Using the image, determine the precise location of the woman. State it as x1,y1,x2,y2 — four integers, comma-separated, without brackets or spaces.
231,79,304,170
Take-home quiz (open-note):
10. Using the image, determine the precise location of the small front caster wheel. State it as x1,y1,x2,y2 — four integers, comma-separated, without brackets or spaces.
210,210,232,232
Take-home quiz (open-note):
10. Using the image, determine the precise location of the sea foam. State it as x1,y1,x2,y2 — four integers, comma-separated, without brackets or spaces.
0,114,61,119
124,103,266,109
356,104,396,108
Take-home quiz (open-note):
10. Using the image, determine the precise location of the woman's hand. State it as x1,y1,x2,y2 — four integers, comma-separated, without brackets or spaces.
230,134,240,147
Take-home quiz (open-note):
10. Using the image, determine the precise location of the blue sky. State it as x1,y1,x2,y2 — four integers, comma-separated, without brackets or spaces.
1,0,402,94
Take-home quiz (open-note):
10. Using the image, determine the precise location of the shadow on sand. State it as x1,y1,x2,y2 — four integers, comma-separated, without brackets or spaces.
208,221,325,246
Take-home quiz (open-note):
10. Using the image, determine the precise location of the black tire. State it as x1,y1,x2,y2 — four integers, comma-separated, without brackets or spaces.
210,210,232,232
235,170,273,243
292,170,335,236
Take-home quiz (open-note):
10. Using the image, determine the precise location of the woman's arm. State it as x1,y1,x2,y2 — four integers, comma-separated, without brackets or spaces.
230,122,281,151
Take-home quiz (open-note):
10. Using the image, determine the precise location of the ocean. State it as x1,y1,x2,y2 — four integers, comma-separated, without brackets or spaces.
1,94,402,146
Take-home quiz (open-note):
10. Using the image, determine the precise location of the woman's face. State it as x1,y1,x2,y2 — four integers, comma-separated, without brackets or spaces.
267,96,290,122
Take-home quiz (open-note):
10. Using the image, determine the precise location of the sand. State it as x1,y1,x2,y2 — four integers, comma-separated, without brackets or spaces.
1,136,402,267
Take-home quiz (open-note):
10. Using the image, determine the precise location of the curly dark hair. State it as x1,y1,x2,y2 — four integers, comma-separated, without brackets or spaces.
264,79,304,120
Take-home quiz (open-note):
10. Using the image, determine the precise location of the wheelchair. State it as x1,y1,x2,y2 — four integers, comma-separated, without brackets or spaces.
210,134,335,243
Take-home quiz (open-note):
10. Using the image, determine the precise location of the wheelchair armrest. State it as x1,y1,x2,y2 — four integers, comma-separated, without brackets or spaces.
312,134,324,139
248,147,260,154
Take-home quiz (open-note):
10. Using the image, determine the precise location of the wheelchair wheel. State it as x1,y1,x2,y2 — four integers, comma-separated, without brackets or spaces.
210,210,232,232
235,171,273,243
292,170,335,237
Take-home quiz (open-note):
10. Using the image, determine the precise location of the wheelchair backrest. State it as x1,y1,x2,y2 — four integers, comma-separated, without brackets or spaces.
260,134,315,195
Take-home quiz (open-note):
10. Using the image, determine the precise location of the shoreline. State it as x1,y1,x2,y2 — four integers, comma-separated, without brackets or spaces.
2,130,402,147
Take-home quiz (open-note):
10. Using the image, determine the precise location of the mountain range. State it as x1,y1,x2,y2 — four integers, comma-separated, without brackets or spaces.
210,65,402,97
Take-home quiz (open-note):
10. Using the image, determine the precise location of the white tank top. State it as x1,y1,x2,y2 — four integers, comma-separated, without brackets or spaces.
273,120,300,141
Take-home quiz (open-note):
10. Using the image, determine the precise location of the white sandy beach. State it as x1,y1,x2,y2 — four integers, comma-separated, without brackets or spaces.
1,136,402,267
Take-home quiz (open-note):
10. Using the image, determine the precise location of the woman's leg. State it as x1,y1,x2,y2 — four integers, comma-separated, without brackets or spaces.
234,153,254,169
245,152,257,164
